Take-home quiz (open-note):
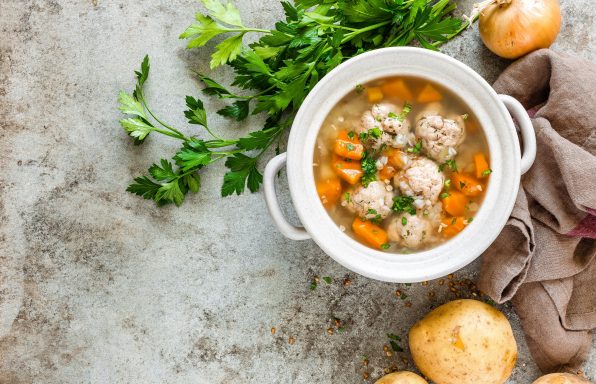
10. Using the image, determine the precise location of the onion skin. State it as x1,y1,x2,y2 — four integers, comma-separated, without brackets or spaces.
479,0,562,59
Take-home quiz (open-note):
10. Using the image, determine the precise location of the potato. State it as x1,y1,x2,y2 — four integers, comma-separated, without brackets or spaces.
408,299,517,384
375,371,428,384
532,373,593,384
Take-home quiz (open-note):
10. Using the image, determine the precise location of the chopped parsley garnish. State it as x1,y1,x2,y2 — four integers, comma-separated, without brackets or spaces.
367,208,378,215
358,132,369,141
355,84,365,94
387,333,401,341
451,217,457,224
368,127,382,139
390,341,404,352
388,112,398,119
461,113,469,120
398,102,412,121
459,181,466,189
407,141,422,154
401,216,408,226
439,159,458,172
322,276,332,284
347,131,355,139
392,195,416,215
380,243,391,250
482,169,493,176
439,192,450,199
346,143,355,151
344,192,351,203
360,154,377,186
444,179,452,188
399,292,408,300
337,326,345,333
310,281,317,290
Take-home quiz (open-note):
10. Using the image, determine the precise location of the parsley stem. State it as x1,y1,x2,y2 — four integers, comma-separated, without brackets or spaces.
138,91,189,140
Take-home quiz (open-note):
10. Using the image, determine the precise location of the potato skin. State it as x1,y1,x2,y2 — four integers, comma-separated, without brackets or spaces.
408,299,517,384
532,373,593,384
375,371,428,384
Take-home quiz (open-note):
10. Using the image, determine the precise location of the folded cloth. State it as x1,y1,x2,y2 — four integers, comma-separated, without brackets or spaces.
478,49,596,373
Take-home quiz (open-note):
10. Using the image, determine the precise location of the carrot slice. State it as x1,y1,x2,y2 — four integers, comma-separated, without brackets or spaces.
473,152,491,179
441,217,467,238
442,191,468,216
352,218,388,249
316,178,342,208
451,172,484,197
385,148,407,169
333,157,363,185
381,79,414,100
379,165,397,181
367,87,384,103
417,84,443,103
334,130,364,160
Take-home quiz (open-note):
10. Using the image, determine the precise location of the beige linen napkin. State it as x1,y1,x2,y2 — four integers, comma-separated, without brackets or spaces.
478,49,596,373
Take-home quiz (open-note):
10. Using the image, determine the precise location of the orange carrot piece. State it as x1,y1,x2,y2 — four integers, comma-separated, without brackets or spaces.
385,148,407,169
473,152,491,179
316,178,342,208
352,218,388,249
367,87,384,103
442,191,468,217
451,172,484,197
381,79,414,100
333,157,363,185
379,165,397,181
417,84,443,103
334,130,364,160
441,217,467,238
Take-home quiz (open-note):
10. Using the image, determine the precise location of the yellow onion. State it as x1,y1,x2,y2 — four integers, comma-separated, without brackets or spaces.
474,0,561,59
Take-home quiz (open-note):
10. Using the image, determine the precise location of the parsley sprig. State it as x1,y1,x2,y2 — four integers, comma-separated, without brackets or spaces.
120,0,474,206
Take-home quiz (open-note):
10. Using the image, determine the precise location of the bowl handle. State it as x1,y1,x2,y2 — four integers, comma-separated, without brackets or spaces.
498,94,537,175
263,153,311,240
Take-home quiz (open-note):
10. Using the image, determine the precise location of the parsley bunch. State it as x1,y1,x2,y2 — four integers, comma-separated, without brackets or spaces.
119,0,473,206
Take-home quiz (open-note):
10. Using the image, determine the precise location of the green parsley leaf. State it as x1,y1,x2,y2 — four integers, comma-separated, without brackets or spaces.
440,192,450,199
368,127,382,139
401,216,408,226
482,169,493,176
217,100,250,121
387,333,401,341
210,34,244,69
390,340,404,352
380,243,390,250
347,131,355,139
355,84,365,94
322,276,332,284
392,195,416,215
222,153,263,196
407,140,422,154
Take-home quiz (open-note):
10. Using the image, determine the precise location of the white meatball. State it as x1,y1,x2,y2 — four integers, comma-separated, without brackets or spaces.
395,158,444,205
415,115,465,163
344,181,394,220
387,213,432,249
360,103,412,149
372,103,398,119
381,115,410,136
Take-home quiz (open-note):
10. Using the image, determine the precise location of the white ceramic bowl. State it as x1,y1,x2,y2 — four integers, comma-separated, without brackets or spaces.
263,47,536,283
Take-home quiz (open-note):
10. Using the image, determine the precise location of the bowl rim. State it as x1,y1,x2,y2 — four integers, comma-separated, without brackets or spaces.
286,47,520,282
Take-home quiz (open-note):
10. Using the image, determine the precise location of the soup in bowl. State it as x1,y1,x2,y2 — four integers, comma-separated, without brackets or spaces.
314,77,491,252
263,47,536,282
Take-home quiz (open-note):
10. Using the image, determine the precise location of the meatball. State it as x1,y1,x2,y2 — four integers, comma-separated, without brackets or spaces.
415,114,465,163
395,157,444,205
343,181,394,220
360,103,412,149
387,213,432,249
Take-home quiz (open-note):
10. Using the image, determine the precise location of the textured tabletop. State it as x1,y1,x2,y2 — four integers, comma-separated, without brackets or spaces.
0,0,594,383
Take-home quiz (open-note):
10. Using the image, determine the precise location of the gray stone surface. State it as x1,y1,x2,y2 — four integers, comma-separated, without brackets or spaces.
0,0,594,383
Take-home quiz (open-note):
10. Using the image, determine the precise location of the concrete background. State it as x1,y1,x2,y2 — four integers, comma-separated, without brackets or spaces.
0,0,594,383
